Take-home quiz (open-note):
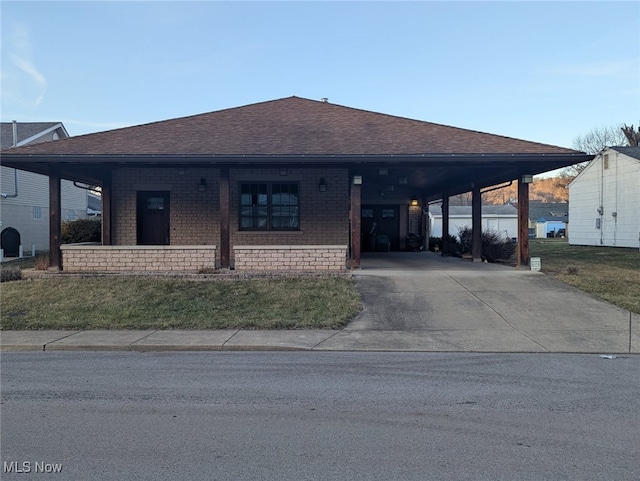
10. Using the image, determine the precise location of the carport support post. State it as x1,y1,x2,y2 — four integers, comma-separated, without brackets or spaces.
219,167,230,269
517,179,530,268
441,194,450,255
350,180,361,269
472,185,482,262
48,166,62,270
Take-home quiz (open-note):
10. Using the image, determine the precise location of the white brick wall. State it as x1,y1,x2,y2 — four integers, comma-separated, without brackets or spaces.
233,245,347,271
61,244,216,272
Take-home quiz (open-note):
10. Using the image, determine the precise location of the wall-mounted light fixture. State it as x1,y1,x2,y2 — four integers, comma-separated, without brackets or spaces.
521,174,533,184
319,178,327,192
410,197,419,206
198,178,207,192
353,175,363,185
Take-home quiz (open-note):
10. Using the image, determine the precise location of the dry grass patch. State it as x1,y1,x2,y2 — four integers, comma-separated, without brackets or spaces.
0,277,362,330
530,240,640,313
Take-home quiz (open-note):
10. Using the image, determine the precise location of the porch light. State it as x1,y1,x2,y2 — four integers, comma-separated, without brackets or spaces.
319,178,327,192
521,174,533,184
353,175,363,185
198,178,207,192
410,197,419,206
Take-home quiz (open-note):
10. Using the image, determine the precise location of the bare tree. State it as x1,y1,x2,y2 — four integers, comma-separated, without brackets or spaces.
565,123,631,176
572,124,628,154
621,124,640,147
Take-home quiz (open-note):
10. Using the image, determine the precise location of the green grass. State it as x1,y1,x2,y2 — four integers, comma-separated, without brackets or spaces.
0,277,362,330
530,239,640,313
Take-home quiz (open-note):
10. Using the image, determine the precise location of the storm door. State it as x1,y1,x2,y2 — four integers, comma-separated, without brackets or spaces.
361,205,400,251
137,191,170,245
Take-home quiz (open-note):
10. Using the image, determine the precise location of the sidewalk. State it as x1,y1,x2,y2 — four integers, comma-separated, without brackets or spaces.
2,323,637,353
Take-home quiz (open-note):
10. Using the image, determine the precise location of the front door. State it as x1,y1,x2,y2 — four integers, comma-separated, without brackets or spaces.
137,191,170,245
361,205,400,251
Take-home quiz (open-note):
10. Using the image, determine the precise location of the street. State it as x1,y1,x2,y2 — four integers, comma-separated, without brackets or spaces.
1,352,638,480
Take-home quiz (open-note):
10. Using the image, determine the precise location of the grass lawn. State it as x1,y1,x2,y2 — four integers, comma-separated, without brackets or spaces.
0,276,362,330
530,239,640,313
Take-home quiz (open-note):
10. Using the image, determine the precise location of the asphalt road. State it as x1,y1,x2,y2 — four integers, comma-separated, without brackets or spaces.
1,352,639,481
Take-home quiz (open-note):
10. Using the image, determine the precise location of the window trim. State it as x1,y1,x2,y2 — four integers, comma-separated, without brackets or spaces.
239,181,300,232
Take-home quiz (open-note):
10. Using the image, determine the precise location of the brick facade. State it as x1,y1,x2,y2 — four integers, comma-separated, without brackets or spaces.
74,166,350,272
61,244,216,272
233,245,347,271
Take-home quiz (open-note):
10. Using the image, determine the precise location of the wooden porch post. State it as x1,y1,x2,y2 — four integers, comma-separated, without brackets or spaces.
517,180,530,268
48,166,62,270
219,167,230,269
350,180,361,269
101,171,112,245
441,193,449,256
472,184,482,262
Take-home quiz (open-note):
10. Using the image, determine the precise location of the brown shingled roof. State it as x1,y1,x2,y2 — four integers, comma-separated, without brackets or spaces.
2,96,577,157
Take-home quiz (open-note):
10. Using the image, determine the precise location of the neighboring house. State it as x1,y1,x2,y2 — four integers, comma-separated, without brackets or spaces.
529,202,568,238
428,204,518,240
1,97,591,272
568,147,640,248
0,122,94,255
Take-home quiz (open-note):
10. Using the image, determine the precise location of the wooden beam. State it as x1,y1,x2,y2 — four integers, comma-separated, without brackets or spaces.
350,182,361,269
441,193,449,256
517,180,530,268
472,184,482,262
48,167,62,270
219,167,230,269
101,171,112,245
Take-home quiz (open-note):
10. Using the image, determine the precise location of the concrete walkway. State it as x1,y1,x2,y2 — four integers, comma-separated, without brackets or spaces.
1,252,638,353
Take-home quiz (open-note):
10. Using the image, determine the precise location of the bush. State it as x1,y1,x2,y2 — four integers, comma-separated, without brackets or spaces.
1,266,22,282
428,235,461,255
35,253,49,271
457,226,516,262
61,218,101,244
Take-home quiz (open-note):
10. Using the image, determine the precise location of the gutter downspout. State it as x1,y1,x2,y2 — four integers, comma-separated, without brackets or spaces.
1,121,19,199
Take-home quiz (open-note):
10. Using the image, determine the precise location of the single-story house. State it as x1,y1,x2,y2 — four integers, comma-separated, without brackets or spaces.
0,122,94,256
428,204,518,240
529,202,568,238
568,146,640,248
0,96,591,271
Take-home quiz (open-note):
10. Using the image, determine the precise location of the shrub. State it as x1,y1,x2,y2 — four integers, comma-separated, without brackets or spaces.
1,266,22,282
35,253,49,271
428,235,460,255
61,218,101,244
457,226,516,262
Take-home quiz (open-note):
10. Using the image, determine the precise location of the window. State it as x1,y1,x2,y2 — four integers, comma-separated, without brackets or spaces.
603,154,609,170
33,206,42,219
240,182,299,230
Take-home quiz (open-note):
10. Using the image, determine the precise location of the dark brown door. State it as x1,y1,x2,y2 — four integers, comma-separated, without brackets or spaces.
361,205,400,251
137,191,170,245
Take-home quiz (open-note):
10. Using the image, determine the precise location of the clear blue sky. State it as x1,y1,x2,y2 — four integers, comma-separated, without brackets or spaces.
2,1,639,150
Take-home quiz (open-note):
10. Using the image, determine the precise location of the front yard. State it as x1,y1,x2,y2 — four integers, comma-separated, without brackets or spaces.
0,276,361,330
530,239,640,313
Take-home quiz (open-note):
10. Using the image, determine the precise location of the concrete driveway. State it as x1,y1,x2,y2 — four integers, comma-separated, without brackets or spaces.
324,251,639,353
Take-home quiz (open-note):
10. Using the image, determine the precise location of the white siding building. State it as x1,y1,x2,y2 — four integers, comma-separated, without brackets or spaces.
428,204,518,240
568,147,640,248
1,122,92,254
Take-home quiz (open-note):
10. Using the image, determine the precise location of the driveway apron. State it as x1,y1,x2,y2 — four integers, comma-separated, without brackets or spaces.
339,252,637,353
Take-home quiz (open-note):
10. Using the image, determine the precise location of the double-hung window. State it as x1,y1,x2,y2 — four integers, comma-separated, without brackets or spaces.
240,182,299,231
